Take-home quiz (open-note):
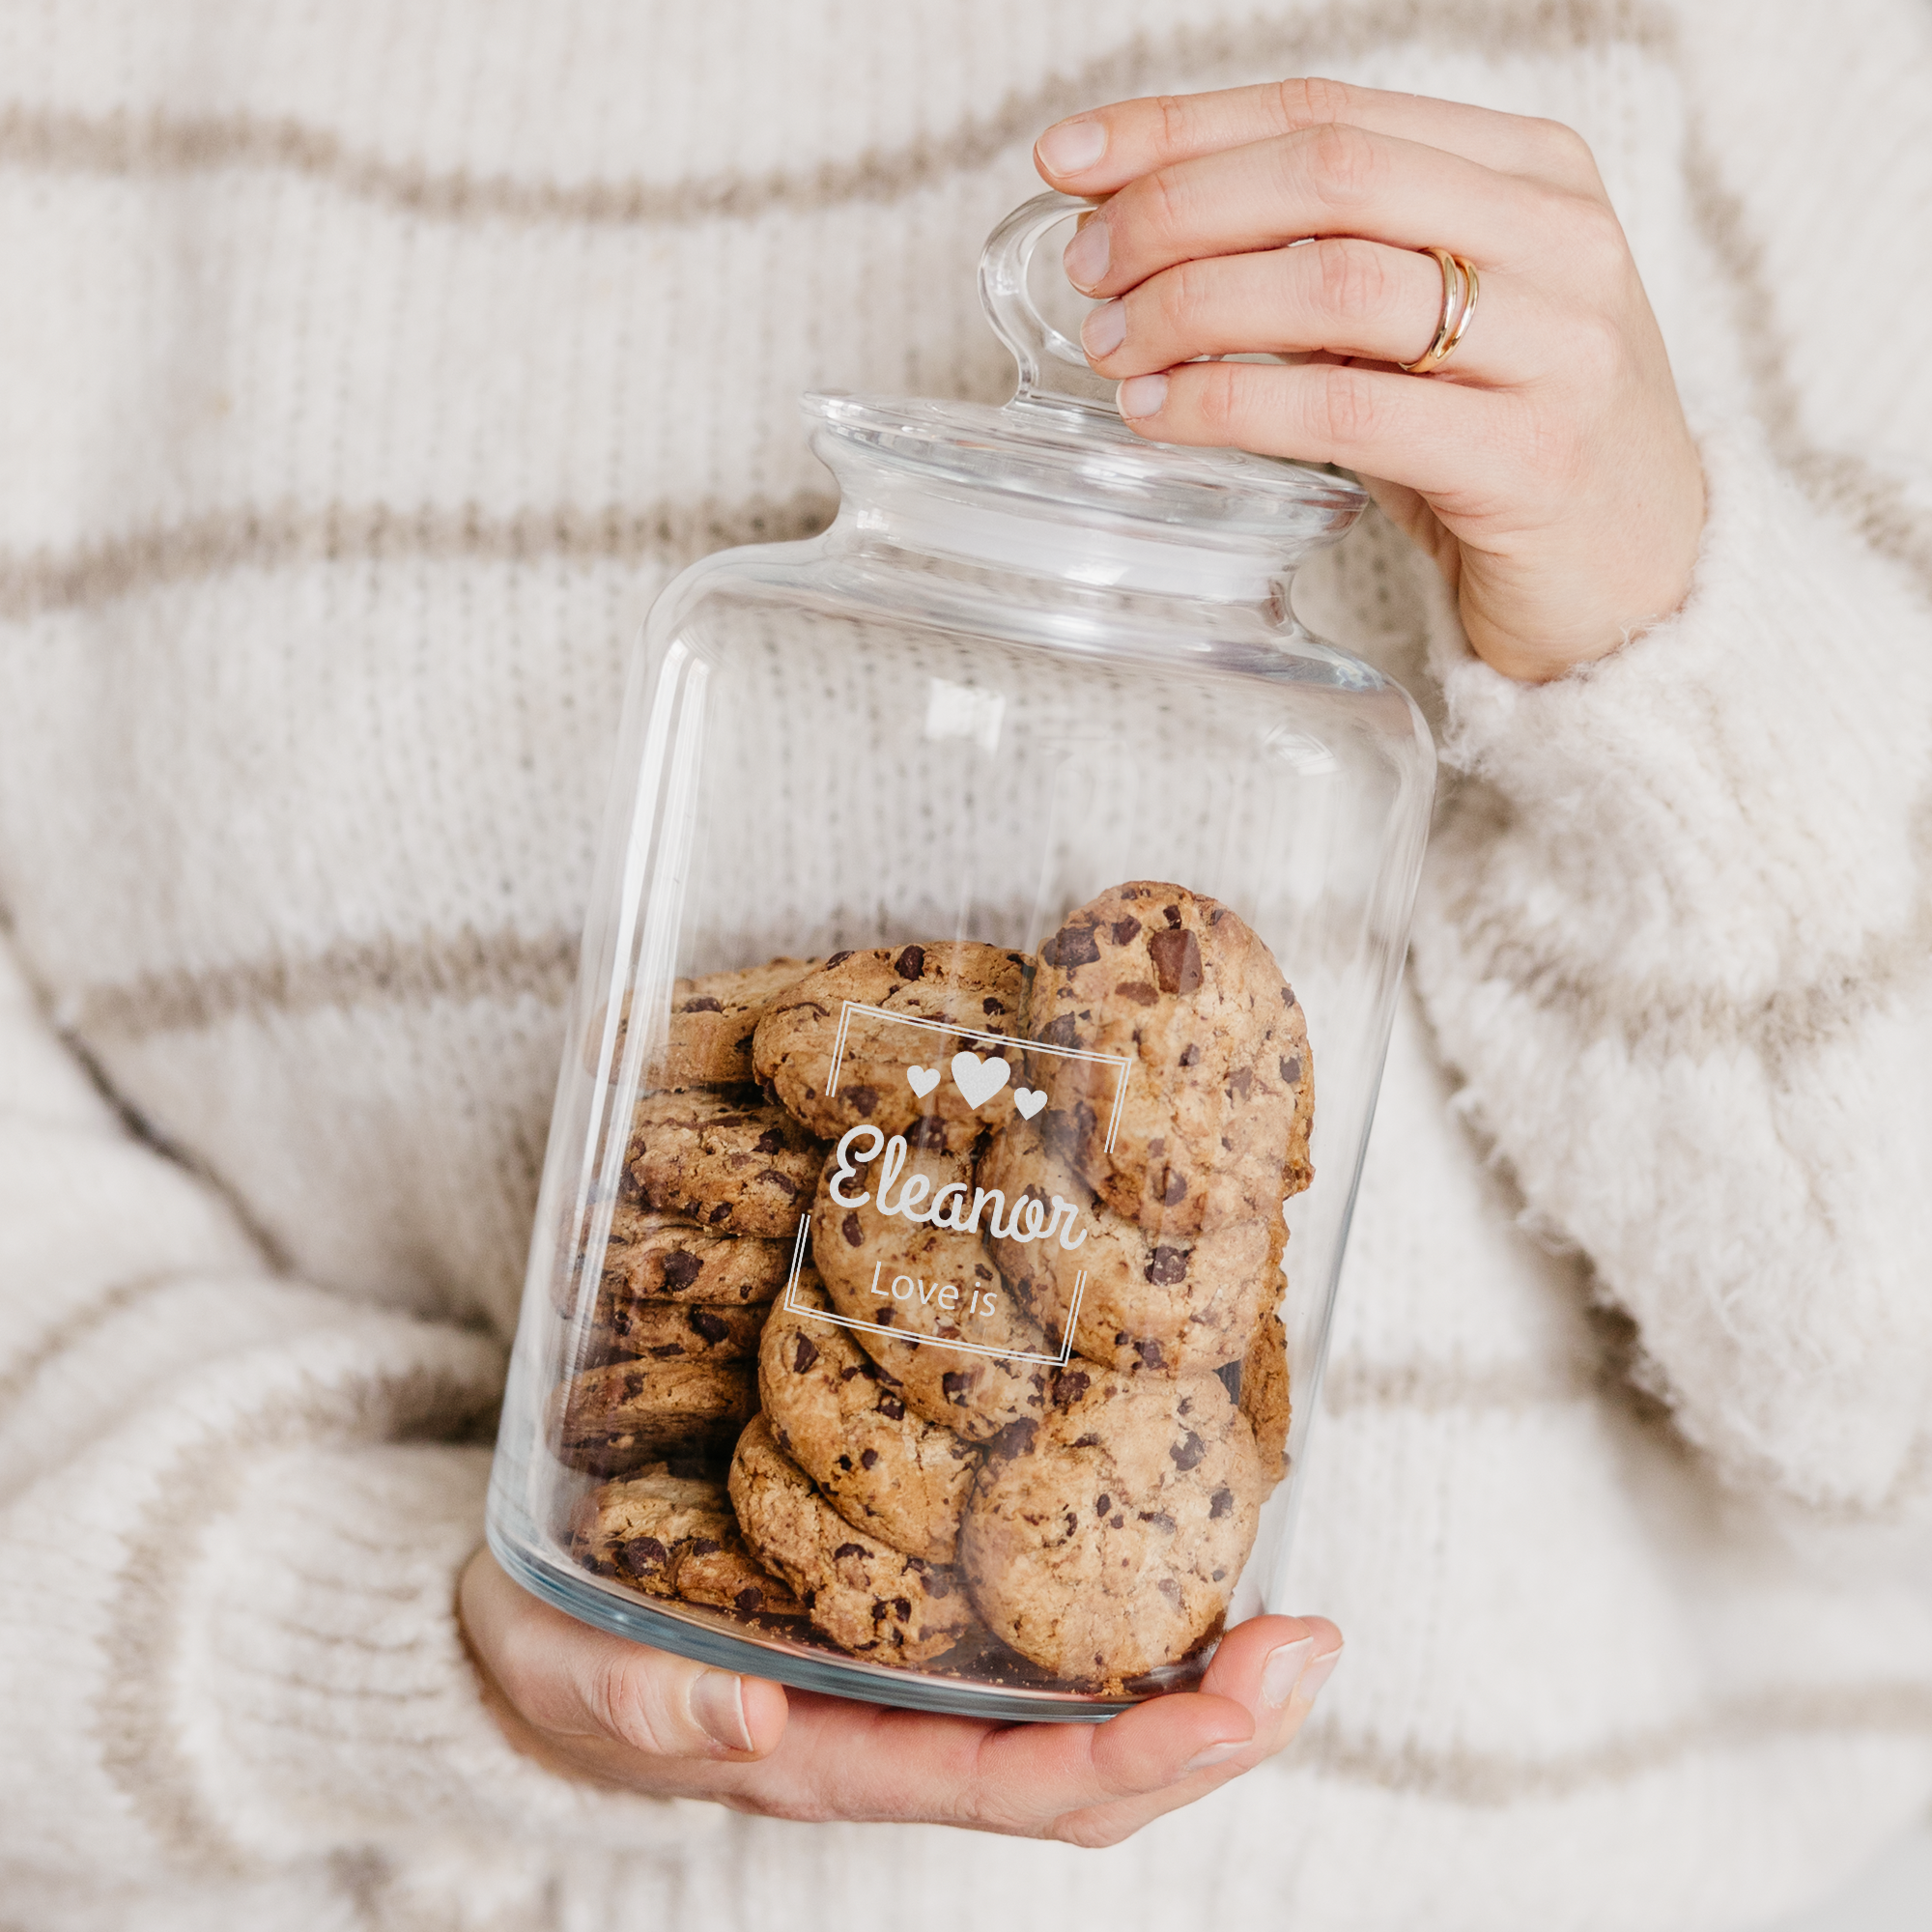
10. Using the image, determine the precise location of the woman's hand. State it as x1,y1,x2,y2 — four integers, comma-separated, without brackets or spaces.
460,1548,1341,1845
1034,78,1706,683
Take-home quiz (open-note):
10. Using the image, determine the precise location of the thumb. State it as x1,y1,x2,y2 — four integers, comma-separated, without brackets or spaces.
460,1546,788,1763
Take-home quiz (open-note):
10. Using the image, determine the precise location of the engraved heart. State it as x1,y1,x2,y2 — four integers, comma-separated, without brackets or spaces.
1012,1087,1047,1120
951,1050,1011,1111
906,1065,941,1097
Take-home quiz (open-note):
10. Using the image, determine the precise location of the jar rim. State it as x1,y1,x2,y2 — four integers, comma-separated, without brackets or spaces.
803,390,1367,548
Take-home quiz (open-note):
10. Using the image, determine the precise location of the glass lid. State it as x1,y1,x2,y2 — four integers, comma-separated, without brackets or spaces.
806,193,1367,547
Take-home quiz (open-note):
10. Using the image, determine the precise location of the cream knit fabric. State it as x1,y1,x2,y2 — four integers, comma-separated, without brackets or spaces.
3,1,1931,1927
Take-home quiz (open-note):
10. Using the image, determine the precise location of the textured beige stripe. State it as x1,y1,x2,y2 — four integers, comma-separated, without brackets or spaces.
1435,791,1932,1064
99,1362,496,1875
1321,1354,1591,1416
72,923,581,1038
0,3,1672,231
1682,125,1932,608
0,1269,195,1415
1302,1683,1932,1804
0,491,837,623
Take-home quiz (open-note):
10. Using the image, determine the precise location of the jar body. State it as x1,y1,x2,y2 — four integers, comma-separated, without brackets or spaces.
488,510,1435,1718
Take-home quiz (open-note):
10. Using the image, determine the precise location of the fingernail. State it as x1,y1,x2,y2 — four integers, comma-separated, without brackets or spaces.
1261,1636,1316,1710
1181,1738,1248,1775
1037,118,1107,177
1062,217,1110,291
1080,298,1126,360
689,1668,753,1752
1293,1646,1345,1706
1117,373,1168,418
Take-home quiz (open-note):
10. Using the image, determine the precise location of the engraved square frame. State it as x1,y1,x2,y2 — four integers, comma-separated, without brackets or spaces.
781,999,1134,1366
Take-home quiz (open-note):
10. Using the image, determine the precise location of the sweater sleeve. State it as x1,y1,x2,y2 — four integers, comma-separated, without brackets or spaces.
0,939,685,1885
1407,419,1932,1521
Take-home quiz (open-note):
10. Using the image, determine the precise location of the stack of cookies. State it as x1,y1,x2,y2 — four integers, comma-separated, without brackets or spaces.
560,885,1307,1693
558,962,830,1626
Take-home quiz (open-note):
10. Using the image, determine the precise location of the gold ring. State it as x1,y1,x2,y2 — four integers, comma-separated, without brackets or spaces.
1401,247,1480,375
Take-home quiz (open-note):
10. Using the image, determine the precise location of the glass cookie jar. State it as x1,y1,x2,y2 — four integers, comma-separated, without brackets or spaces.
487,193,1435,1719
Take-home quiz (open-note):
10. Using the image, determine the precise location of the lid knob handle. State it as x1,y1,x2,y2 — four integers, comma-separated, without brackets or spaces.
979,192,1120,412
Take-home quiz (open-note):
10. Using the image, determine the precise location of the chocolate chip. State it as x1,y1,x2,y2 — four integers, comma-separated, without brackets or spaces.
1157,1578,1182,1605
1134,1339,1166,1369
1281,983,1298,1008
660,1250,702,1291
894,945,925,980
754,1127,786,1154
753,1167,798,1197
860,1447,879,1469
878,1392,905,1420
1110,917,1142,946
845,1083,879,1116
1138,1511,1177,1532
837,1454,852,1471
1113,980,1159,1006
893,1597,912,1621
834,1543,867,1560
1170,1431,1206,1471
905,1115,950,1151
680,995,724,1012
735,1585,765,1614
1227,1066,1253,1100
1071,1432,1100,1447
983,1417,1037,1459
1040,923,1101,969
708,1203,732,1223
689,1308,728,1344
1052,1369,1091,1409
690,1536,722,1556
841,1211,864,1247
824,951,855,969
1214,1361,1242,1405
790,1332,819,1374
1178,1042,1201,1066
621,1536,668,1575
941,1370,976,1406
1162,1167,1189,1206
1148,927,1204,995
1279,1054,1303,1086
1162,904,1183,928
982,997,1007,1015
1036,1012,1081,1048
1209,1487,1235,1519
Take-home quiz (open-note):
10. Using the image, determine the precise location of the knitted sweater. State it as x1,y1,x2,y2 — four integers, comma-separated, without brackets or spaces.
2,2,1929,1928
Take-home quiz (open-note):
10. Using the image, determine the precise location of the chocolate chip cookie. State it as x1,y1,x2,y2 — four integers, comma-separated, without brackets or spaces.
600,1202,791,1305
728,1415,978,1665
759,1270,981,1562
753,942,1029,1153
626,1087,824,1237
809,1144,1050,1447
978,1121,1282,1377
1030,882,1313,1233
960,1363,1264,1683
551,1357,759,1476
649,956,824,1088
569,1465,804,1618
587,1290,769,1368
